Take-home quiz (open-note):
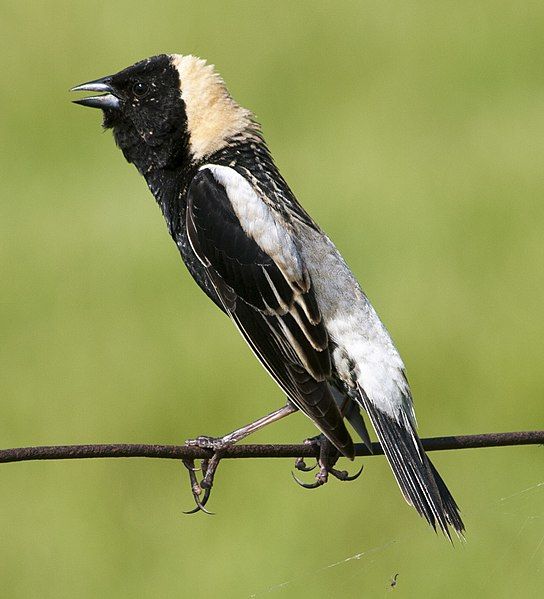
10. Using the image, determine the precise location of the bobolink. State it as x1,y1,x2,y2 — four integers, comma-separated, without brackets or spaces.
72,54,463,536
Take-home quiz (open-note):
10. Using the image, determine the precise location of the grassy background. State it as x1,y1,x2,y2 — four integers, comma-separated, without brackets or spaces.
1,1,543,597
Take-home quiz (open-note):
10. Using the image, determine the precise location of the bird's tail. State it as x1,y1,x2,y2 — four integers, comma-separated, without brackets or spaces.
357,385,464,538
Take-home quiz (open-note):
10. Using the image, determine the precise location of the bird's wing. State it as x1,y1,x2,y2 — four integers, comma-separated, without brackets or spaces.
186,165,353,458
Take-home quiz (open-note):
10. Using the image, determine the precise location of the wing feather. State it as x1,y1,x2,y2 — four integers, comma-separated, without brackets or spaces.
186,166,354,458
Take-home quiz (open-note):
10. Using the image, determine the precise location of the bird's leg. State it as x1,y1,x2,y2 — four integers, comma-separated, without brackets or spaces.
186,402,297,449
292,434,364,489
183,403,297,513
200,452,222,490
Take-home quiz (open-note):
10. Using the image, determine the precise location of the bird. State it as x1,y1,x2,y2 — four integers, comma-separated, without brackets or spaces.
71,53,464,536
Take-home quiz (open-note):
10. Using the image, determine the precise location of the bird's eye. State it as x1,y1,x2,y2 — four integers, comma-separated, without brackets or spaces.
132,82,150,98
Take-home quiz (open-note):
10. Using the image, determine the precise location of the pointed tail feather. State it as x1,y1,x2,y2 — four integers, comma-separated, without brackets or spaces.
357,386,464,538
428,460,465,536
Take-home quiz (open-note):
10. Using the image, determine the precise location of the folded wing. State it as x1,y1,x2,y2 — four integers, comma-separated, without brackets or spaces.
186,165,354,458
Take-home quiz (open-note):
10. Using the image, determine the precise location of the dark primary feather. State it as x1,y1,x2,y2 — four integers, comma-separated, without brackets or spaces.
357,385,464,537
186,168,354,458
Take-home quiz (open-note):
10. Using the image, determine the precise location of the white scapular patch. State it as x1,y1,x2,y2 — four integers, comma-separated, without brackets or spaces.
201,164,306,287
171,55,259,160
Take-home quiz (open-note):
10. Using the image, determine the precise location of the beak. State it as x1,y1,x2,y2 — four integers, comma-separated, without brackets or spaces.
71,76,120,110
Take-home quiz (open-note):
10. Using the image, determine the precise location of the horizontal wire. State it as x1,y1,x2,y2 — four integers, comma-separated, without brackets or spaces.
0,430,542,463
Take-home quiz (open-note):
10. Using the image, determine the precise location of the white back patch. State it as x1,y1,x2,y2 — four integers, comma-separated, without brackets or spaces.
201,164,305,286
171,55,258,160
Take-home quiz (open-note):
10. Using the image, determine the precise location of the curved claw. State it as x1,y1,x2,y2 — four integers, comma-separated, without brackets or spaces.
294,457,317,472
291,470,323,489
344,463,365,481
330,463,364,482
182,458,215,515
183,496,215,515
183,505,201,515
183,501,214,515
182,487,214,515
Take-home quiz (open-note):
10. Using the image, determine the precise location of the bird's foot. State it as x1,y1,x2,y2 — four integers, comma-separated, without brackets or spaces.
292,434,364,489
182,435,232,514
185,435,231,451
181,458,214,515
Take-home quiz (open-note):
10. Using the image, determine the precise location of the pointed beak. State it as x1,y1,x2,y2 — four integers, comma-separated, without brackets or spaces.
71,76,120,110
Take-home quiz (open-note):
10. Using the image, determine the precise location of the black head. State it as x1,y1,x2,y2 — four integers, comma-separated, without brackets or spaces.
72,55,189,173
73,54,261,181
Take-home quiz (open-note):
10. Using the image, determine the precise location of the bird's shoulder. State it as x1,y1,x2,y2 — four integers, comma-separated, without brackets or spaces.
200,142,320,232
188,163,308,292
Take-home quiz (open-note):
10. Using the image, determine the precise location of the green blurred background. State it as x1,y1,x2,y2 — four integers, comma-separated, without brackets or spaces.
1,1,543,597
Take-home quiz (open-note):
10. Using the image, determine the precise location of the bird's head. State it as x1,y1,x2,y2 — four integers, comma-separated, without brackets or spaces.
72,54,259,175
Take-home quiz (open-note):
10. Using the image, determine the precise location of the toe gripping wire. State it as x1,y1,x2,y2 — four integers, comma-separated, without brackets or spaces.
182,454,222,515
291,435,364,489
291,461,364,489
180,409,365,512
181,434,365,513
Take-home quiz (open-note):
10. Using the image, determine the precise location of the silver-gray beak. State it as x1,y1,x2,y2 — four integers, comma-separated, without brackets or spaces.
71,77,120,110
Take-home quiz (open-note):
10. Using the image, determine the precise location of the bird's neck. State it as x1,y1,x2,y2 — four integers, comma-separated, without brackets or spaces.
143,138,278,237
144,165,193,238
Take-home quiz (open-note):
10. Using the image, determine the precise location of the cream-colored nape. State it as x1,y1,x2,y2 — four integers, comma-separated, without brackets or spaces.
171,54,259,160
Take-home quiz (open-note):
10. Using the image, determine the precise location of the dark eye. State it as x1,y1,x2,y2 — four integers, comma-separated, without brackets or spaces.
132,82,150,98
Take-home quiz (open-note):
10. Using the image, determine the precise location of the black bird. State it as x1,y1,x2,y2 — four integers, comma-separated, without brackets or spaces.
72,54,463,536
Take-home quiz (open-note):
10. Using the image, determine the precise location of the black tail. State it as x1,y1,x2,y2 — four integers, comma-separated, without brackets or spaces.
357,386,464,538
428,460,465,535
